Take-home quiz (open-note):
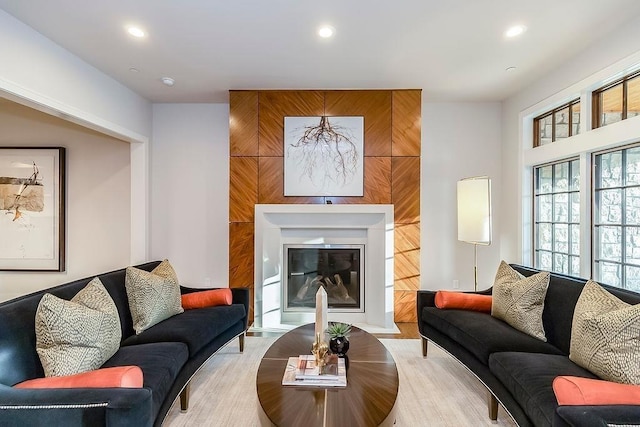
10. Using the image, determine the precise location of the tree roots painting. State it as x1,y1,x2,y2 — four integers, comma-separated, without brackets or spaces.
285,116,364,196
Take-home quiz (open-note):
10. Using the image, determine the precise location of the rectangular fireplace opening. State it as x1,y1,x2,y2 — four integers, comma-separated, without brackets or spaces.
284,244,364,312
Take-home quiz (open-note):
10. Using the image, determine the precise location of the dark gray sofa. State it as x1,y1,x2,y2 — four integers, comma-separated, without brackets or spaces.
417,264,640,427
0,261,249,427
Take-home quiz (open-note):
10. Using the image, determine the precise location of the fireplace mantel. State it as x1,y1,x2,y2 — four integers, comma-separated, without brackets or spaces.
253,204,397,333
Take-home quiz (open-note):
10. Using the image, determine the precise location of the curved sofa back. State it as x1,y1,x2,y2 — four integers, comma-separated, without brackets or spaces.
511,264,640,355
0,261,161,387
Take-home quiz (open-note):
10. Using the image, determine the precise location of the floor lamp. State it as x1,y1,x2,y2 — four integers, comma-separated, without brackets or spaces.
457,176,492,291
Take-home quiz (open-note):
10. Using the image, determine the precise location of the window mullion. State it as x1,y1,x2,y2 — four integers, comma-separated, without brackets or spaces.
551,166,556,271
623,80,628,121
621,150,627,288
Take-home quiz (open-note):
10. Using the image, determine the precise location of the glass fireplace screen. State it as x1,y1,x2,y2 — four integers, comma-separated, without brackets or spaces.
284,245,364,312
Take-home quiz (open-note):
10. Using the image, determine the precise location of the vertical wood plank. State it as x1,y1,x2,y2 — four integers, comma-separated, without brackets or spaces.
258,157,324,204
324,90,392,157
395,223,420,291
392,90,422,157
258,91,324,157
229,157,258,223
394,290,417,322
392,157,420,224
229,222,255,288
229,222,255,323
326,157,391,204
230,91,259,156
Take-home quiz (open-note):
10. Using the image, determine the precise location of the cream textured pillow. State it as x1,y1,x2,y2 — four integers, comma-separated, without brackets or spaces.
35,278,122,377
125,259,183,334
491,261,550,341
570,280,640,385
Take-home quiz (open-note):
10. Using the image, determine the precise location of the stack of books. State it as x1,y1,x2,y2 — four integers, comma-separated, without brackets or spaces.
282,354,347,387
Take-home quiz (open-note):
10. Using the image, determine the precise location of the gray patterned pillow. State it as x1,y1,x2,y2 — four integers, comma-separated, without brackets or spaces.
35,277,122,377
491,261,550,341
125,260,183,334
570,280,640,384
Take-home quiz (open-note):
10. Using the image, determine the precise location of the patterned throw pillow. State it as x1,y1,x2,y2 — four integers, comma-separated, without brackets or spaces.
125,259,184,334
35,278,122,377
570,280,640,385
491,261,550,341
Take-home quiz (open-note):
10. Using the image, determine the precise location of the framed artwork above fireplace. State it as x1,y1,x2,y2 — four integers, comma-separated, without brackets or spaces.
284,116,364,197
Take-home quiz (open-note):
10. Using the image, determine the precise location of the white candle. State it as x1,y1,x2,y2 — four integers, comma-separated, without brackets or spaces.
315,286,328,340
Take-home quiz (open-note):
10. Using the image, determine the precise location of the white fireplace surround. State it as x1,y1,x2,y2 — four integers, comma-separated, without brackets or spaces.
253,204,397,333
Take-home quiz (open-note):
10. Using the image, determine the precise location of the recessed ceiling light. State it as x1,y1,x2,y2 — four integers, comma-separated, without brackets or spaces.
506,66,517,72
129,67,140,73
161,77,175,87
127,26,146,38
505,25,526,38
318,26,335,38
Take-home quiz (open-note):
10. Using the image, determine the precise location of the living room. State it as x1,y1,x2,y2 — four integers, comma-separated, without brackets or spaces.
2,1,640,426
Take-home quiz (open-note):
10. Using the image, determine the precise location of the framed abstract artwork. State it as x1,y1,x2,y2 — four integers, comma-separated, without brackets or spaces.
0,147,65,271
284,116,364,197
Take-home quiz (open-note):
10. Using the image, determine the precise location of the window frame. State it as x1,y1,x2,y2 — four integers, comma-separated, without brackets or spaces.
592,142,640,290
592,70,640,129
533,99,581,147
532,158,581,276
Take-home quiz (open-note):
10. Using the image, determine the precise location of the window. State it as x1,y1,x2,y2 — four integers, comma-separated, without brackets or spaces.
594,145,640,291
593,71,640,128
533,100,581,147
534,159,580,275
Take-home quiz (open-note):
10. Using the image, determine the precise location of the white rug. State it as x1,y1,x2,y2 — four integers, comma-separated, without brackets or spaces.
163,336,517,426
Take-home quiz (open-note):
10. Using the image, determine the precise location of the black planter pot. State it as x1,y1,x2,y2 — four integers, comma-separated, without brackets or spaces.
329,336,350,357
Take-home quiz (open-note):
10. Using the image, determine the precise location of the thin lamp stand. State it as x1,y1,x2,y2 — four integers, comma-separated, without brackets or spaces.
473,243,478,292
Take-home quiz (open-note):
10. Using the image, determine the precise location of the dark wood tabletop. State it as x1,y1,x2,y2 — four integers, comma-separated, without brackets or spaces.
256,323,399,427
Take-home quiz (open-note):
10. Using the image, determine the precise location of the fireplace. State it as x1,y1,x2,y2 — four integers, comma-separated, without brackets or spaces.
284,245,364,312
253,204,397,333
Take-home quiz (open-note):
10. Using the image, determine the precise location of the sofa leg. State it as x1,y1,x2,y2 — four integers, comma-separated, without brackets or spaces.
422,338,428,358
488,393,498,421
180,382,190,412
239,333,245,353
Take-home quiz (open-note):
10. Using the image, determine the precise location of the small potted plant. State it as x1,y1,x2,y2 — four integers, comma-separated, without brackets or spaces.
327,322,351,357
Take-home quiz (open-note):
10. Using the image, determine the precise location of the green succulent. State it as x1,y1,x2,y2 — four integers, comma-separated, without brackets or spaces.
327,322,351,339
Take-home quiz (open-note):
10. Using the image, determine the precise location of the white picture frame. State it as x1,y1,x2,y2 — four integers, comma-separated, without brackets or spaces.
0,147,65,271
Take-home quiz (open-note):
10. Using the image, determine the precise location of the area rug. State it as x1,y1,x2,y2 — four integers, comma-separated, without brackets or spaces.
163,336,517,426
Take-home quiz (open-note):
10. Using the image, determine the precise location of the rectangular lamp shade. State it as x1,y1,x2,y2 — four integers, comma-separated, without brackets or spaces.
457,177,492,245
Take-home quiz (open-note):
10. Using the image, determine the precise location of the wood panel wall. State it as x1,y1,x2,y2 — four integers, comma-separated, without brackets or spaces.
229,89,421,323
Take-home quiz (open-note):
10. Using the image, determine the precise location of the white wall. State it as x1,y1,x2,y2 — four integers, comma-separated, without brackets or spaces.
422,101,503,290
150,104,230,288
0,9,151,141
501,14,640,265
0,100,131,302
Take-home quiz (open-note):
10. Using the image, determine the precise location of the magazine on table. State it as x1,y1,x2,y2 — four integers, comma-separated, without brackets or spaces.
282,355,347,387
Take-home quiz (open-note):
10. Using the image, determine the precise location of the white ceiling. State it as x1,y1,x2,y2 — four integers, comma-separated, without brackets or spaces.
2,0,640,103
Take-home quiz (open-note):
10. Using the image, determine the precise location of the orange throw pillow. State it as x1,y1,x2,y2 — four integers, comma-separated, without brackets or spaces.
15,366,143,389
181,288,232,310
434,291,492,313
553,376,640,405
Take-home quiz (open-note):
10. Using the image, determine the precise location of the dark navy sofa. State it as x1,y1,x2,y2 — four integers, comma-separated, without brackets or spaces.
417,264,640,427
0,261,249,427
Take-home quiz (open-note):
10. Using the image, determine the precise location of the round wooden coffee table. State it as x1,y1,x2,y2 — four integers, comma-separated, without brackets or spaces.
256,323,398,427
